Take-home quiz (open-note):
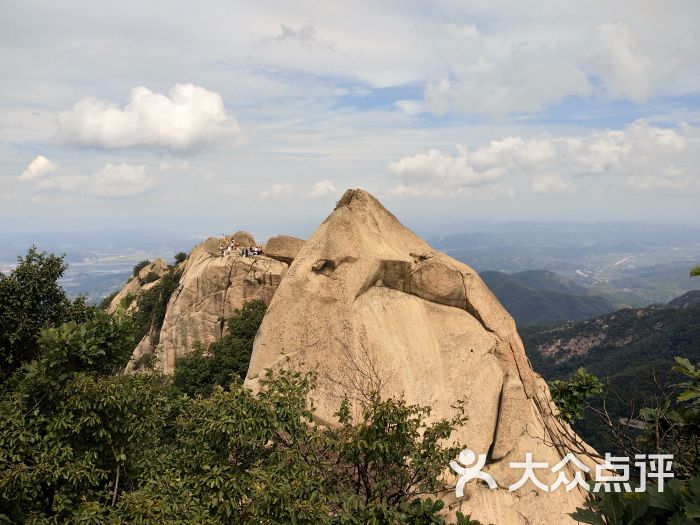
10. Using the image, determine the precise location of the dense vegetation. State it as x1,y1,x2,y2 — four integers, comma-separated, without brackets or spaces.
480,270,614,326
523,297,700,454
0,249,483,524
552,359,700,524
130,266,182,345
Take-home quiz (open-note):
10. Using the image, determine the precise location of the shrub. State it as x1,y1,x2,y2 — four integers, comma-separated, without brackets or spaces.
132,260,150,277
132,351,157,371
549,368,603,423
142,271,160,284
99,290,119,310
0,247,94,383
131,267,181,344
119,292,136,310
174,252,188,265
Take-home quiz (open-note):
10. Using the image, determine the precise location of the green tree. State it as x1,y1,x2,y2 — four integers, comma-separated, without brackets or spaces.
0,247,94,383
549,368,603,424
99,290,119,310
174,252,188,265
571,357,700,524
132,260,151,277
691,266,700,277
131,267,182,343
0,248,473,524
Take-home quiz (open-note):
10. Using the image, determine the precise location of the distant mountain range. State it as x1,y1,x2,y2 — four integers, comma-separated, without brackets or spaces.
480,270,615,326
521,290,700,451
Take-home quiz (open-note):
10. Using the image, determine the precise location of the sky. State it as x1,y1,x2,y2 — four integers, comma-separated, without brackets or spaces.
1,0,699,239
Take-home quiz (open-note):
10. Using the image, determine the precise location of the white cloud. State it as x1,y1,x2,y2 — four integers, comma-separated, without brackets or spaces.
387,120,699,196
260,180,339,199
394,100,425,116
387,137,555,193
261,24,337,51
568,120,689,175
425,46,593,115
627,166,697,190
308,180,337,197
387,147,503,190
532,173,574,194
588,23,652,102
33,163,154,197
260,183,294,198
19,155,57,180
56,84,244,151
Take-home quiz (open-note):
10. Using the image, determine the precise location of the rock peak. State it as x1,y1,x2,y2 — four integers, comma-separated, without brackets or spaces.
247,188,596,524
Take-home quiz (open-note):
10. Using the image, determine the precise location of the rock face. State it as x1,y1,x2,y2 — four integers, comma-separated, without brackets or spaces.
246,189,595,524
107,259,170,315
154,236,288,373
264,235,305,264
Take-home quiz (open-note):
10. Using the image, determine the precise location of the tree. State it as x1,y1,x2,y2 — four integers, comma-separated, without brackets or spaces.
0,247,94,383
691,266,700,277
568,357,700,524
130,267,182,343
132,260,151,277
549,368,603,423
174,252,188,265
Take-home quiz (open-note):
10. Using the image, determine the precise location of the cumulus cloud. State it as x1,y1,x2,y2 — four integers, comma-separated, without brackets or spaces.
56,84,244,151
388,120,698,196
308,180,337,197
19,155,57,180
260,183,294,198
31,163,154,197
260,180,339,199
567,120,689,175
387,137,556,194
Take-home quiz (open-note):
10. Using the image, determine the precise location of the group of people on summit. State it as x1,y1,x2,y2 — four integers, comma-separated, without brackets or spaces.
219,235,264,258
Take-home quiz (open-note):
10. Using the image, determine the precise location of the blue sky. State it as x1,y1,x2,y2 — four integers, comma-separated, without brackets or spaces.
1,0,699,238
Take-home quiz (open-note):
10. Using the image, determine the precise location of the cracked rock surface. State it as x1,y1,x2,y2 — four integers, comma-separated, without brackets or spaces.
246,189,596,524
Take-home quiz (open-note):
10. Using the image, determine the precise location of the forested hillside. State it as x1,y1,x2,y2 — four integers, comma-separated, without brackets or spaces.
522,293,700,450
480,270,615,326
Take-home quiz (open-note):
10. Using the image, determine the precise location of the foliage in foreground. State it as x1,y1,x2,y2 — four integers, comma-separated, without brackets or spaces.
1,355,469,523
549,367,603,423
0,248,474,524
0,247,94,382
556,358,700,524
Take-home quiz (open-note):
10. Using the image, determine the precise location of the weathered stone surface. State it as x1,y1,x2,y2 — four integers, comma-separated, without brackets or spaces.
107,259,169,314
264,235,305,264
246,189,596,525
154,237,287,373
232,231,256,247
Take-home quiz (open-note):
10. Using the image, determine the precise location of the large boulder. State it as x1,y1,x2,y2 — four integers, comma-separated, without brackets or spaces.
232,231,256,247
264,235,305,264
154,237,287,373
246,189,596,524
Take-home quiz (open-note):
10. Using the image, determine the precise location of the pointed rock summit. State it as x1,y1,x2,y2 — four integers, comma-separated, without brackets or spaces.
246,189,595,524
